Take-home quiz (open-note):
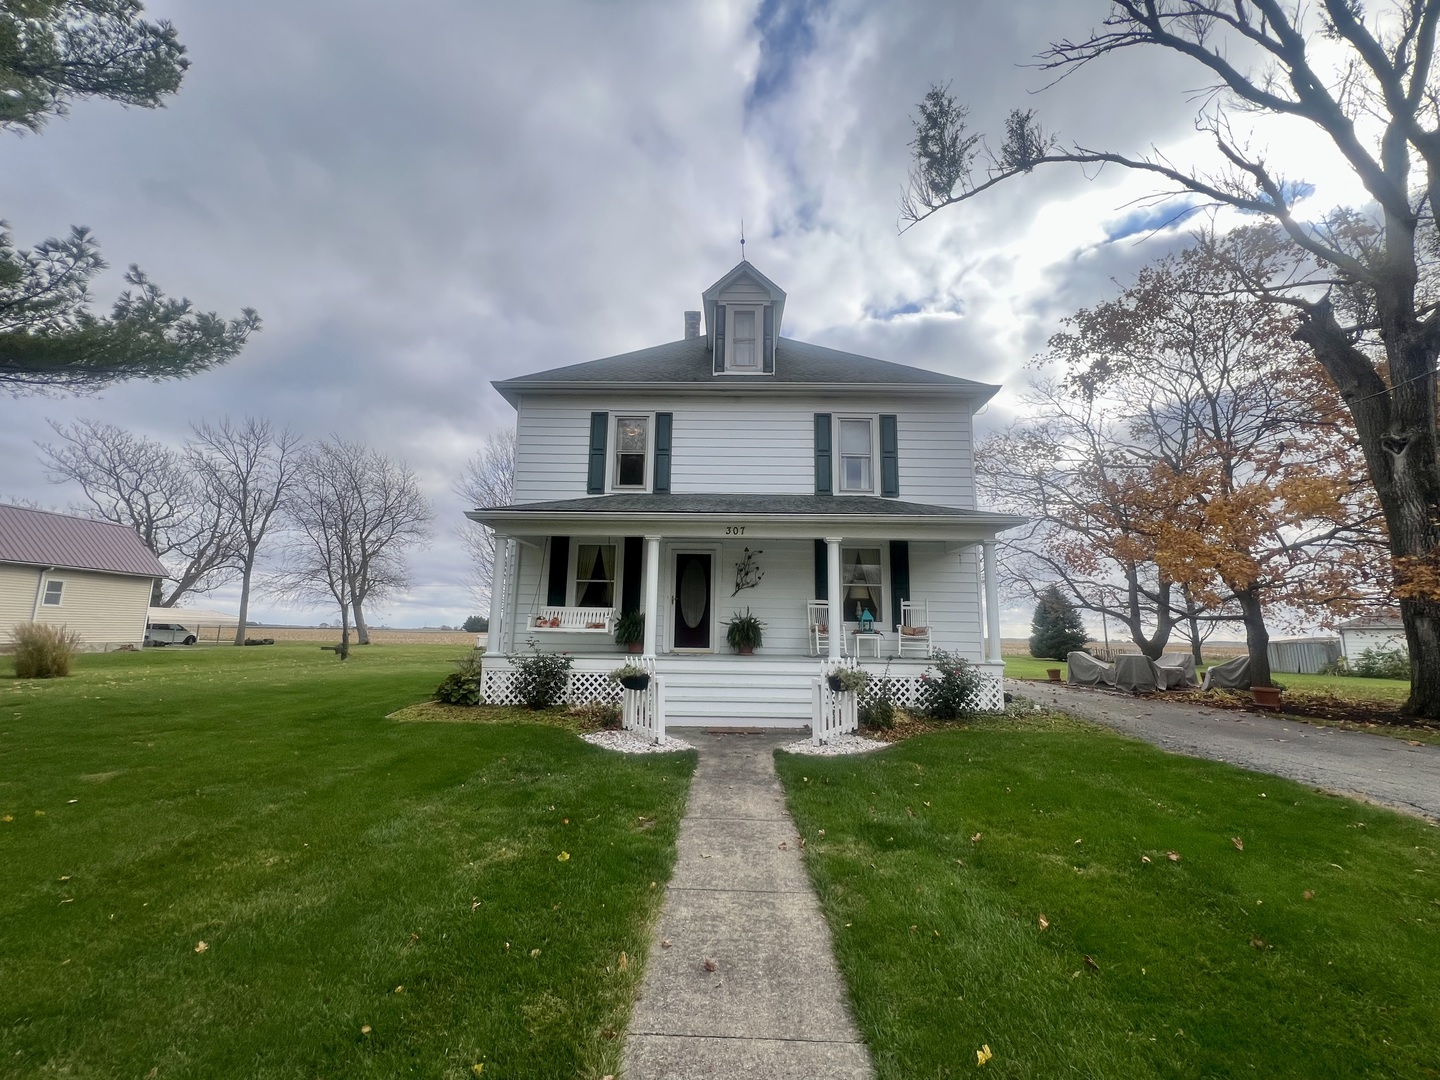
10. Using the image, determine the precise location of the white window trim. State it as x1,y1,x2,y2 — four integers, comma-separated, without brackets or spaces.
834,414,880,495
41,579,65,607
715,304,770,375
607,412,655,493
569,540,621,608
839,544,888,629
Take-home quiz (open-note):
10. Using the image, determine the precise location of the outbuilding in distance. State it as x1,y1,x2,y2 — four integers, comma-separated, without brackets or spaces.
0,503,165,652
1337,614,1407,662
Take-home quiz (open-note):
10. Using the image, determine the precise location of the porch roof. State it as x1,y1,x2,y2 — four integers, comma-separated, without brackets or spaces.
467,493,1025,541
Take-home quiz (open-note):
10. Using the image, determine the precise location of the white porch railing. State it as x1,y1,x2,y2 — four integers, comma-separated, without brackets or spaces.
812,657,860,745
621,657,666,744
529,606,616,633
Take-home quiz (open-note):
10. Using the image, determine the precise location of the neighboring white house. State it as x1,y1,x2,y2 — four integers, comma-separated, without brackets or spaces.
1338,614,1406,661
0,504,165,651
466,260,1024,727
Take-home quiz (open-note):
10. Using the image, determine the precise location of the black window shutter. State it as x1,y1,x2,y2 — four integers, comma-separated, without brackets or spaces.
586,412,608,494
889,540,910,629
621,536,643,614
814,413,832,495
546,536,570,606
880,414,900,497
762,305,774,373
653,412,672,493
813,539,828,600
712,305,726,373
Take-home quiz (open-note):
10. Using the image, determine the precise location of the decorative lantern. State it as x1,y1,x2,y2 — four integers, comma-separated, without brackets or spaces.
859,607,875,633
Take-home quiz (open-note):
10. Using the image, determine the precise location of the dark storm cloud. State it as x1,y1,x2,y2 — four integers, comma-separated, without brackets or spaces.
1,1,1234,630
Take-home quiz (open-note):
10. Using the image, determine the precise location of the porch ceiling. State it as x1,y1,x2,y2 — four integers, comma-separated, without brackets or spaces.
467,493,1025,542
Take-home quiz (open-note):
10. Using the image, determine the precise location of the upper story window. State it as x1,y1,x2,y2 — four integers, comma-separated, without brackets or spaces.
839,418,874,492
613,415,650,489
42,580,64,606
729,307,759,369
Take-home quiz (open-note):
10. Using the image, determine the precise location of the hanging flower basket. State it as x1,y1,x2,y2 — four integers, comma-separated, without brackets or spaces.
827,674,845,692
620,674,651,691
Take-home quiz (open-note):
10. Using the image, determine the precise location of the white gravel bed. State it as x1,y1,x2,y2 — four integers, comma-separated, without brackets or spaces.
782,732,889,756
581,729,695,754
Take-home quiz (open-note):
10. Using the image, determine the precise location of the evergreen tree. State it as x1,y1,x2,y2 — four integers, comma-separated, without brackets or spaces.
1,2,259,394
1029,585,1088,660
462,615,487,633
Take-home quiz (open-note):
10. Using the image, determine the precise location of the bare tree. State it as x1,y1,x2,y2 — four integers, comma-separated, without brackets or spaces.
453,428,515,607
38,418,239,604
278,439,431,653
188,417,301,644
904,3,1440,716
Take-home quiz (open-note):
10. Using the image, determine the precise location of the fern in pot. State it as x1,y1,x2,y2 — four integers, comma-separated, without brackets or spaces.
614,610,645,654
724,608,765,655
609,662,651,691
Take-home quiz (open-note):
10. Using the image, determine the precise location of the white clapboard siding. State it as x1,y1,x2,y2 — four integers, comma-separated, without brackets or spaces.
717,277,773,305
907,542,984,662
511,393,975,506
0,564,41,639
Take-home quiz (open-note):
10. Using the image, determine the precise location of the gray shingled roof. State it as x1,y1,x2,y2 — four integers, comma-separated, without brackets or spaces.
494,336,996,396
480,493,1019,520
0,504,166,578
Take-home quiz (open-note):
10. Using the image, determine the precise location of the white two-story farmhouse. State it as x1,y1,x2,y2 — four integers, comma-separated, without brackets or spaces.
468,261,1023,729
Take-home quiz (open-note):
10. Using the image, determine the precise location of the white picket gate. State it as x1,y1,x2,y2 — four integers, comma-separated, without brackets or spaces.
621,657,666,743
811,675,858,745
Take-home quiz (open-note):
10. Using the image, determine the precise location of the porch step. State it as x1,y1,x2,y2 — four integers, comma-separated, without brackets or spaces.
660,659,821,725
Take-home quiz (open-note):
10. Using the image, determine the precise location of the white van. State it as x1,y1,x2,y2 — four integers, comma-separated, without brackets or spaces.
145,621,197,646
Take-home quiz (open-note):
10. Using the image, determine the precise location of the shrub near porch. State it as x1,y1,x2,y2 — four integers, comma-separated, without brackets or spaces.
776,715,1440,1079
0,645,695,1079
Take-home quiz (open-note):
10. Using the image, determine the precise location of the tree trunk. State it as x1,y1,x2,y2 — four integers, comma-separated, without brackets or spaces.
1235,586,1271,689
338,599,351,661
1183,589,1204,667
233,561,253,645
352,598,370,645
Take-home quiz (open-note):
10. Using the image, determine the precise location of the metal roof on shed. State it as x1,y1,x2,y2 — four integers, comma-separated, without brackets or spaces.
0,504,166,578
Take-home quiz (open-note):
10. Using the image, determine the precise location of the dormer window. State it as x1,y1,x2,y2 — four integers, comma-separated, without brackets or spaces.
728,306,760,369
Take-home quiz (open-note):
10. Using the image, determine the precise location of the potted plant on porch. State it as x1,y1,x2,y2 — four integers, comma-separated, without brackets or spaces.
609,662,651,691
614,610,644,654
724,608,765,655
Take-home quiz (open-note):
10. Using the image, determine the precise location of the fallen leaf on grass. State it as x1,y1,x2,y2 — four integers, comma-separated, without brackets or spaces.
1084,954,1099,971
1074,838,1083,846
472,1066,484,1076
360,1025,372,1035
194,941,208,953
618,951,628,971
702,958,717,972
976,1043,993,1066
1167,851,1182,862
1,815,11,823
1303,890,1315,901
1250,936,1268,950
1141,855,1151,864
530,949,541,958
971,832,983,843
1231,837,1244,851
394,985,403,994
1038,914,1050,932
557,851,570,862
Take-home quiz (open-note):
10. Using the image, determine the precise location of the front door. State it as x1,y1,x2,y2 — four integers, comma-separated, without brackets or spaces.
672,552,712,650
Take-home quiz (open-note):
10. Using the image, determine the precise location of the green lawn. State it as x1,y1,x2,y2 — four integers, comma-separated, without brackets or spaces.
776,714,1440,1079
0,645,694,1079
1005,656,1410,704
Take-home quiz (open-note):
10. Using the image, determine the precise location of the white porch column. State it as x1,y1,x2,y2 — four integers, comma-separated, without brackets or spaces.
499,538,519,656
825,536,843,661
982,540,1002,664
486,534,509,653
642,535,661,658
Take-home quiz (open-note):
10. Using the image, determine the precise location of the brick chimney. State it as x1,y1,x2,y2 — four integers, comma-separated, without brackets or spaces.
684,310,701,339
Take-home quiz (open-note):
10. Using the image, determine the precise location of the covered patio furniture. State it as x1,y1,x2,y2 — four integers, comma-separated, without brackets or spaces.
1067,651,1116,686
1154,653,1199,689
1113,653,1160,693
1201,655,1250,690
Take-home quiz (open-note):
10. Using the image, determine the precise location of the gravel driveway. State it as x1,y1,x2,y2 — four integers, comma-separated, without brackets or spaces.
1017,681,1440,822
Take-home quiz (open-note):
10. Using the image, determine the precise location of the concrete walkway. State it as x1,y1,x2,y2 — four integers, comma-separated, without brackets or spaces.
1024,682,1440,821
622,731,874,1080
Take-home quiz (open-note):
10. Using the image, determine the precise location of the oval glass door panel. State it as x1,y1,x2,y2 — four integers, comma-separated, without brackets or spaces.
680,561,707,628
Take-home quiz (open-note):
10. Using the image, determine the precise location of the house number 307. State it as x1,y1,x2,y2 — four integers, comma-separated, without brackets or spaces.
725,525,746,535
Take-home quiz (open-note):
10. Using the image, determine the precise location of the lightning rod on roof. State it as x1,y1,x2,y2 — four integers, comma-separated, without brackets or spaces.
740,219,745,261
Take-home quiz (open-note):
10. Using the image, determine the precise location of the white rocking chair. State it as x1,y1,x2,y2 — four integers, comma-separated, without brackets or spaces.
898,599,932,658
807,600,844,656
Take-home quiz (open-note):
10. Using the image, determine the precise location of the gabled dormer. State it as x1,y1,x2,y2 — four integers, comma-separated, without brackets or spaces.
702,261,786,376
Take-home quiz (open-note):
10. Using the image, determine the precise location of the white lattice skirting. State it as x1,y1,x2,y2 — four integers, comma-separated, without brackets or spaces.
482,667,623,707
855,673,1004,714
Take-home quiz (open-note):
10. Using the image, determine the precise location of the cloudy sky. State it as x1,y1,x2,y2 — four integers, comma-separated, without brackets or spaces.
1,1,1367,632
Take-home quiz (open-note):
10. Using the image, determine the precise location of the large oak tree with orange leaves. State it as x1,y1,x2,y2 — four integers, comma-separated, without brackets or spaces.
907,1,1440,715
983,229,1386,685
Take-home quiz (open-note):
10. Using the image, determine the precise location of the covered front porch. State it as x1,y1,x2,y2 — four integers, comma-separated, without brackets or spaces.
467,495,1022,728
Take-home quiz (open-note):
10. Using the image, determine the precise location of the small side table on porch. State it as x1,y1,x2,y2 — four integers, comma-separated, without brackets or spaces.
849,631,884,658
